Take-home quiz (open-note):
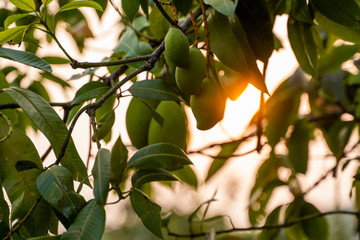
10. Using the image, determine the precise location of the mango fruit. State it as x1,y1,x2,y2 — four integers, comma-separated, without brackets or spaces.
175,47,206,95
148,101,188,150
190,77,226,130
126,97,159,149
164,27,190,68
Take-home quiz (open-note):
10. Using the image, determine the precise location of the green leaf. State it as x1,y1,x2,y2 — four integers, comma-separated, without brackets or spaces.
258,206,282,240
92,148,111,205
28,236,61,240
204,0,237,20
110,135,128,185
9,0,36,11
28,81,50,102
287,119,312,174
0,186,10,238
139,0,149,16
114,28,139,57
130,189,163,238
288,17,318,77
314,11,360,44
36,165,86,222
2,87,89,184
42,56,71,65
122,0,140,22
311,0,360,29
131,168,179,187
58,0,103,13
40,72,71,88
173,0,193,15
0,127,51,236
127,143,192,170
72,81,110,105
0,47,52,72
149,5,172,39
171,165,198,188
4,13,31,29
321,70,346,102
61,199,106,240
318,44,360,75
93,110,115,141
128,79,182,101
291,0,313,23
235,0,274,62
207,10,247,74
0,26,27,45
41,0,54,7
206,140,243,181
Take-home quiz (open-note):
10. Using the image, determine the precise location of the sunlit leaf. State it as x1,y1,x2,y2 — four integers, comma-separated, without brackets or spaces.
0,47,52,72
0,26,27,45
128,79,182,101
171,165,198,188
61,199,106,240
9,0,35,11
131,168,179,187
2,88,89,184
204,0,237,20
58,0,103,13
4,13,30,29
127,143,192,170
42,56,71,65
92,148,111,205
130,189,163,238
149,5,172,39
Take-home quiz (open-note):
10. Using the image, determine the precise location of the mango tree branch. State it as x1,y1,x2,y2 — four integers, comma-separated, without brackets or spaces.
153,0,176,26
167,210,360,238
70,54,152,69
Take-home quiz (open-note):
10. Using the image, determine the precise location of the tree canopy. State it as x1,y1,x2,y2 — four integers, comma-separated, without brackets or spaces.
0,0,360,239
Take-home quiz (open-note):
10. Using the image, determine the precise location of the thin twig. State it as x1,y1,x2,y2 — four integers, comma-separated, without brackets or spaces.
70,55,152,69
167,210,360,238
153,0,176,26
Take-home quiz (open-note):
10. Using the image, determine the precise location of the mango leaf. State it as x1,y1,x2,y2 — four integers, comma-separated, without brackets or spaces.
28,236,61,240
311,0,360,29
258,206,282,240
0,127,51,236
92,148,111,205
114,28,139,57
131,169,179,187
149,5,172,39
314,11,360,44
206,139,243,181
291,0,313,23
4,13,30,29
110,135,128,185
2,87,89,184
171,165,198,188
130,189,163,238
0,26,26,45
122,0,140,22
40,72,71,88
321,70,346,102
58,0,103,13
235,0,274,62
0,186,9,239
93,110,115,141
9,0,35,11
204,0,237,20
36,165,86,223
127,143,192,170
139,0,148,16
287,119,312,174
0,47,52,72
318,44,360,75
207,10,247,74
28,81,50,102
288,16,318,77
173,0,192,15
128,79,182,101
72,81,110,104
285,200,328,240
42,56,71,64
61,199,106,240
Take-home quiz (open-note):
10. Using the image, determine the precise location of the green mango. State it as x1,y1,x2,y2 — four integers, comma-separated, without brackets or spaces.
148,101,188,150
190,77,226,130
175,47,206,95
164,27,190,68
126,97,159,149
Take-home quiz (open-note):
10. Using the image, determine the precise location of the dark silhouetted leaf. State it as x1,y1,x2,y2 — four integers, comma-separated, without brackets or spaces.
131,168,179,187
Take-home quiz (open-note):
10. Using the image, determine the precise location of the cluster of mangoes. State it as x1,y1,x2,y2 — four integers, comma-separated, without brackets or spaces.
126,97,188,150
164,27,226,130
